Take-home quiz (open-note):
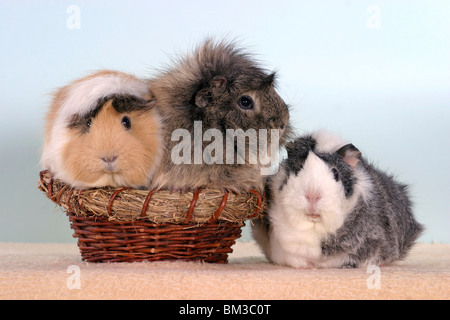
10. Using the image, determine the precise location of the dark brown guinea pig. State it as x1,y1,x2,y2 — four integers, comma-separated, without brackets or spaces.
148,39,291,192
40,70,162,189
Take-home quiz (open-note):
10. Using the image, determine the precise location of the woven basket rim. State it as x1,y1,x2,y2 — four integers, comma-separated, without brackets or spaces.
38,170,264,225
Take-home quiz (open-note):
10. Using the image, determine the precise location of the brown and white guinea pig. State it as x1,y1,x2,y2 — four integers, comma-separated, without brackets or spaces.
40,70,162,189
148,38,291,192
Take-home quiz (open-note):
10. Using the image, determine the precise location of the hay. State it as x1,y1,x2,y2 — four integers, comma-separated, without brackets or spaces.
38,171,263,224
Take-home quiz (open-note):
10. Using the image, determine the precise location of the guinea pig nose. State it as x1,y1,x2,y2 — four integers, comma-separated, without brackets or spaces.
305,191,321,204
100,155,118,163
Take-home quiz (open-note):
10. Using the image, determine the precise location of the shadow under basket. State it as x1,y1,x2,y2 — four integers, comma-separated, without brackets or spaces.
38,170,264,263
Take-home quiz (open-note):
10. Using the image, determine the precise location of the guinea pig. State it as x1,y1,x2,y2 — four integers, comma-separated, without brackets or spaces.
147,38,291,192
252,130,424,268
40,70,162,189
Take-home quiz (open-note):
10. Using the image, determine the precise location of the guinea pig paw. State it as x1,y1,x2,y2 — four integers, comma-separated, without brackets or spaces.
295,266,313,270
225,186,242,194
340,262,358,269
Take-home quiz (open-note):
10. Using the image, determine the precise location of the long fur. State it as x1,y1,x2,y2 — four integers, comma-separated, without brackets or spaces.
41,71,161,188
148,39,291,191
253,131,423,268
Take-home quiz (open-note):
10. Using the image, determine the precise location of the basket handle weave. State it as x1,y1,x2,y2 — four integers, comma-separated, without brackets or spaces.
107,187,131,216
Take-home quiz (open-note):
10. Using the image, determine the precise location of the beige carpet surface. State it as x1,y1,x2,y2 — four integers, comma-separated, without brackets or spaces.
0,241,448,300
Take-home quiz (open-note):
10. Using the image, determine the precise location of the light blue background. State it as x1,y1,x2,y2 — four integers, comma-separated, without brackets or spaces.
0,0,448,243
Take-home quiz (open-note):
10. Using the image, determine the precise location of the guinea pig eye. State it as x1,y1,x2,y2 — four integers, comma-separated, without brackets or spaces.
86,118,92,128
332,168,340,181
237,95,254,110
121,116,131,130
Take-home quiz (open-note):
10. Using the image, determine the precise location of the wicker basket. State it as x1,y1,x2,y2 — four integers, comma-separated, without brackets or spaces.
38,170,263,263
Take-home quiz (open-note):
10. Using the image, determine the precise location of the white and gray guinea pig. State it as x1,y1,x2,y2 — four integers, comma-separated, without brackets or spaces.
40,70,162,189
252,130,423,268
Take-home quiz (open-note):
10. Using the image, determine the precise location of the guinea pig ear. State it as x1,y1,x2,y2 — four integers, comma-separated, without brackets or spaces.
146,99,157,109
209,76,227,91
144,89,156,102
195,76,227,108
336,143,362,169
258,72,277,91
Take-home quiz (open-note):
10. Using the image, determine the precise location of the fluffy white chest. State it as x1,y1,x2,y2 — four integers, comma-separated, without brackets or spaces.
268,216,325,268
266,168,350,268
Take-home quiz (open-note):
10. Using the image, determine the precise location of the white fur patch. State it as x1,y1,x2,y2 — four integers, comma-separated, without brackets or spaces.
353,165,374,204
312,130,347,153
58,73,149,124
